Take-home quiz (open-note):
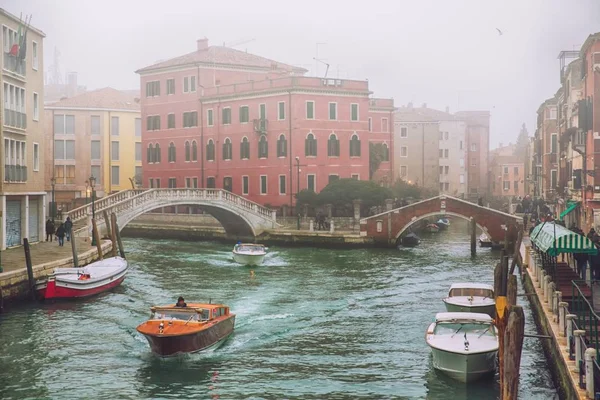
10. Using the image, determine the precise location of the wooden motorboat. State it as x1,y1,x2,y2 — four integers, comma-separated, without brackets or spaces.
442,283,495,317
232,243,266,266
35,256,128,300
400,232,421,247
137,303,235,357
425,223,440,233
479,233,492,248
436,218,450,230
426,312,498,382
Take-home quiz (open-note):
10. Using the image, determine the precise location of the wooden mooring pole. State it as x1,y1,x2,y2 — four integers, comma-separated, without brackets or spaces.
92,218,103,260
23,238,36,300
509,230,523,275
112,213,126,259
470,217,476,256
103,210,112,239
70,227,79,268
109,214,117,257
502,305,525,399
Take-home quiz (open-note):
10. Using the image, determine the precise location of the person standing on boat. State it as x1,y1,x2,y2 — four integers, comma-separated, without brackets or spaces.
56,223,66,247
45,219,55,242
175,297,187,307
64,217,73,242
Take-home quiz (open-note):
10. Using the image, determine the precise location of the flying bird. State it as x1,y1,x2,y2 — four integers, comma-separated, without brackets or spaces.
496,28,503,36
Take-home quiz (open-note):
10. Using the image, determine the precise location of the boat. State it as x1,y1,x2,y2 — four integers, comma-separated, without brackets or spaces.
425,223,440,233
479,233,492,247
35,256,128,300
436,218,450,230
425,312,498,382
400,232,421,247
232,243,267,266
137,302,236,357
442,283,496,317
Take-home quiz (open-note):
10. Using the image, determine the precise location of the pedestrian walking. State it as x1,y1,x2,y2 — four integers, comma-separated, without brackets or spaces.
45,219,55,242
64,217,73,242
56,223,66,247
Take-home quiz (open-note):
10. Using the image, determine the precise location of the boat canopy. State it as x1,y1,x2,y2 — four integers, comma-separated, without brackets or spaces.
530,222,598,256
435,312,493,323
559,201,579,220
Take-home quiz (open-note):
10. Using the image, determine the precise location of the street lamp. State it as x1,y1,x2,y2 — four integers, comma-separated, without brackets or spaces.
89,175,96,246
295,156,301,230
50,176,56,222
85,179,89,205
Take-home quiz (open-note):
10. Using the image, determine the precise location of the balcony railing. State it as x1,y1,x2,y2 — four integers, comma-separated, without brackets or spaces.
3,53,26,77
4,165,27,183
253,118,268,134
3,108,27,129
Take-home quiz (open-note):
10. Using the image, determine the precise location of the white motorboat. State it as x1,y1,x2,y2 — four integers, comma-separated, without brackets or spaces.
35,256,129,300
232,243,266,266
426,312,498,382
479,233,492,247
443,283,495,317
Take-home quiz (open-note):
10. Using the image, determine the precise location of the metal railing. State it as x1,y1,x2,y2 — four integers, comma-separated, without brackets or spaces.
572,280,600,360
4,165,27,182
3,53,26,76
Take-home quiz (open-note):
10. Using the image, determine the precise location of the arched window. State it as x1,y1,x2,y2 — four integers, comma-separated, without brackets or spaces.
383,143,389,161
223,138,232,160
191,140,198,162
147,143,154,163
185,141,191,162
258,135,268,158
206,139,215,161
168,142,176,162
154,143,161,163
240,137,250,160
305,133,317,157
349,134,361,157
277,134,287,157
327,133,340,157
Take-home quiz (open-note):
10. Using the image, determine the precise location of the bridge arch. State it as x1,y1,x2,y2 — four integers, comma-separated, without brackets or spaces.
394,211,487,240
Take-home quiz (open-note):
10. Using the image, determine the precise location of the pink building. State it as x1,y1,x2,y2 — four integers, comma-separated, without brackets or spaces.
137,39,393,212
490,144,525,198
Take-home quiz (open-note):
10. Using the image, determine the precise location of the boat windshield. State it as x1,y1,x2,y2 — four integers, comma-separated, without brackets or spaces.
236,245,263,253
449,288,493,298
434,322,495,337
152,309,211,321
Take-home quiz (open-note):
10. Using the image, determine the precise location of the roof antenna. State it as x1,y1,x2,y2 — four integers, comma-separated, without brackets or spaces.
313,57,330,79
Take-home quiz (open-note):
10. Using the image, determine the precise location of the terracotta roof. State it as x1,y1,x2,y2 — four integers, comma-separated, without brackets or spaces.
136,45,307,74
46,87,140,111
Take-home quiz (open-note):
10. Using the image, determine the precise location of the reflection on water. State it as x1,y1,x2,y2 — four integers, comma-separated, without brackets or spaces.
0,221,558,399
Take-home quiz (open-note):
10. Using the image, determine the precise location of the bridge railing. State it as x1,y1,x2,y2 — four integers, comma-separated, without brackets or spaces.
67,189,145,223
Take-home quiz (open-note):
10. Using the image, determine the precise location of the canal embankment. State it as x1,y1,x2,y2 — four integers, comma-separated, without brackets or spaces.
0,234,112,306
520,239,587,399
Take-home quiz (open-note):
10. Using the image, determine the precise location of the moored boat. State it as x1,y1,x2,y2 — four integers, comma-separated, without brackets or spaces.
425,312,498,382
442,283,495,317
232,243,266,266
479,233,492,248
137,302,235,357
436,218,450,230
425,223,440,233
400,232,421,247
35,256,128,300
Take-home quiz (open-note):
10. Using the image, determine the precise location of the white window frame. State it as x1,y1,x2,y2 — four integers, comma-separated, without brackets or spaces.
400,165,408,178
166,77,175,95
328,102,338,121
33,142,39,171
260,175,268,195
183,76,189,93
278,101,285,121
33,92,39,121
167,112,176,129
222,107,232,125
242,175,249,195
400,146,408,157
32,40,38,70
306,100,315,120
239,105,249,124
382,118,389,133
258,103,267,120
503,181,510,191
350,103,359,122
278,174,287,195
307,174,316,192
551,169,558,189
207,109,214,127
351,174,360,180
400,127,407,138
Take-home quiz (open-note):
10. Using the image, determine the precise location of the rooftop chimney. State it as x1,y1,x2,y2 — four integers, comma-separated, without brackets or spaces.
197,37,209,52
422,103,427,108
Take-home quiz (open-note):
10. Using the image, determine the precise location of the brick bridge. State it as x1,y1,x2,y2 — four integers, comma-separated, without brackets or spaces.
360,195,521,247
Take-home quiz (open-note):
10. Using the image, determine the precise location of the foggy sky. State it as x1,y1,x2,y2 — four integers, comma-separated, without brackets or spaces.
5,0,600,147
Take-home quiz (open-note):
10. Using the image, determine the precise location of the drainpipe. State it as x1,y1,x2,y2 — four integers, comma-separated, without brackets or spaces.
216,101,221,182
389,109,393,184
198,64,205,188
422,124,425,187
108,111,112,194
289,90,293,214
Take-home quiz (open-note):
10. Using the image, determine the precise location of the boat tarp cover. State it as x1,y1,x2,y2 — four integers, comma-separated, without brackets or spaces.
559,201,579,220
530,222,598,256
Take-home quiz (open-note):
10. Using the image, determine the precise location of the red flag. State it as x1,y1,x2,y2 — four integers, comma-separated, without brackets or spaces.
9,43,19,56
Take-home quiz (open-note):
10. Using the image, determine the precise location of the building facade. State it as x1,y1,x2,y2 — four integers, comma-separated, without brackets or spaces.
137,38,393,211
490,144,525,198
455,111,490,201
0,10,46,248
44,88,141,212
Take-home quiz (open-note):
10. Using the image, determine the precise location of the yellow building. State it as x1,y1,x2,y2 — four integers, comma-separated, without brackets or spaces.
44,88,141,212
1,10,46,248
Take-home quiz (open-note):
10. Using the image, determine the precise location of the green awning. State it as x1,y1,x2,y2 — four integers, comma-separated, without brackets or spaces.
559,201,580,220
531,222,597,256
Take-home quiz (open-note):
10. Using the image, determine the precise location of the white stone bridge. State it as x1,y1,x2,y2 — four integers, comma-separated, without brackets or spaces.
67,189,279,238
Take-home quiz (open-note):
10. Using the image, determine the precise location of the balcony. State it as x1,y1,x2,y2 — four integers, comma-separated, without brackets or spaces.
3,108,27,130
3,53,26,78
253,118,268,134
4,165,27,183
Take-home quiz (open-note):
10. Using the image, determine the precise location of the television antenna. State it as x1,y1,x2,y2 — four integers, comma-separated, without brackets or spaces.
313,57,330,79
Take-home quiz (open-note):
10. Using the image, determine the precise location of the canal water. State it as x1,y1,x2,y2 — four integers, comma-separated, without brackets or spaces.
0,222,558,399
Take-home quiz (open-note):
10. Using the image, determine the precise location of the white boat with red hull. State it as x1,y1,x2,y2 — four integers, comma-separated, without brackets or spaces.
35,256,128,300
